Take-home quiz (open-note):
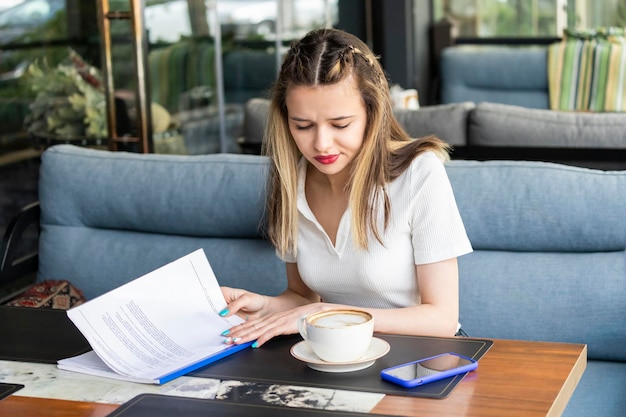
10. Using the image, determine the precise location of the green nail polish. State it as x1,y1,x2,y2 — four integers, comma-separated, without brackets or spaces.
219,309,229,317
221,329,230,336
252,341,259,348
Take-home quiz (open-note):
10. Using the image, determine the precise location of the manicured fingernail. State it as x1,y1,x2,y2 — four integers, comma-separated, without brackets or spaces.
219,309,229,317
223,337,232,344
221,329,230,336
232,338,241,342
251,341,259,348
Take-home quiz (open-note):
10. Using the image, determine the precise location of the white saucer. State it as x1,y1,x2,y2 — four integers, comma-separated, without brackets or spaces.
290,337,390,373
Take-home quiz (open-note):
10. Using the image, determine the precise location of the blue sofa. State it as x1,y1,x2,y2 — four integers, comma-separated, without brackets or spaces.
439,45,550,109
2,144,625,416
35,146,286,299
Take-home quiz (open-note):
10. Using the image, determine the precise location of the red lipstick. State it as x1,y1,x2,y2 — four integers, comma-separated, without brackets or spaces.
314,154,339,165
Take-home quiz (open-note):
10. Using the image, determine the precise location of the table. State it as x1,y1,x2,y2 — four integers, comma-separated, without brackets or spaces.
0,338,586,417
372,339,586,417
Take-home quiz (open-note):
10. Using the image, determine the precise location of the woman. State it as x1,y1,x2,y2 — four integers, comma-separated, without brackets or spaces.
220,28,472,348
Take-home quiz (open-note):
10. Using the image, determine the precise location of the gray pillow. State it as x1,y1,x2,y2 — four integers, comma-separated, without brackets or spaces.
242,98,270,146
393,102,474,146
469,102,626,148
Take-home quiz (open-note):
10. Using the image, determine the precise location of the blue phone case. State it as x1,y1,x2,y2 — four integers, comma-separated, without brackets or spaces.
380,352,478,388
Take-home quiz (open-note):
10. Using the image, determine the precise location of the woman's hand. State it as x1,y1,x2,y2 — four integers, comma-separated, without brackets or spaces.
219,286,269,321
220,266,324,348
221,302,331,348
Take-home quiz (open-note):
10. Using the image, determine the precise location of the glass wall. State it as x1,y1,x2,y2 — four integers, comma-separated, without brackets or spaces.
0,0,74,153
141,0,339,154
433,0,625,38
0,0,339,157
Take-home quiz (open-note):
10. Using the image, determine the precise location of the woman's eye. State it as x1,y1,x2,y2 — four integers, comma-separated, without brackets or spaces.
293,122,349,130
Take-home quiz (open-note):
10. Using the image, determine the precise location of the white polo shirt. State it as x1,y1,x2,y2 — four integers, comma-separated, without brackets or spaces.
281,151,472,309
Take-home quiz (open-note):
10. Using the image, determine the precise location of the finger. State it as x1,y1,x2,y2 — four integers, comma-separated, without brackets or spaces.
220,286,244,303
223,317,261,338
219,294,252,317
223,319,267,345
247,323,283,348
229,305,305,345
235,315,296,347
235,291,264,313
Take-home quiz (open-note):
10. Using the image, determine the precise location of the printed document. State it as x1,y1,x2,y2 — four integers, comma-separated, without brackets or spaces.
57,249,249,384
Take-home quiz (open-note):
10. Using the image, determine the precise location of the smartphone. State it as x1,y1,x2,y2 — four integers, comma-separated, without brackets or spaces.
380,352,477,388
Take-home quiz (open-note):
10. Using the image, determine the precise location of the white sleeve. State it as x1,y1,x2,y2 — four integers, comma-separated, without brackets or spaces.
409,153,473,265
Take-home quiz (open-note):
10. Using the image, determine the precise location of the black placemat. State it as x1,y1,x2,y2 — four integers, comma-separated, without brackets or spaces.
0,305,90,363
192,334,493,399
107,393,395,417
0,382,24,401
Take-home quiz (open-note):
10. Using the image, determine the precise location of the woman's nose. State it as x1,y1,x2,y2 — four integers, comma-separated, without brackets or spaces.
313,126,333,151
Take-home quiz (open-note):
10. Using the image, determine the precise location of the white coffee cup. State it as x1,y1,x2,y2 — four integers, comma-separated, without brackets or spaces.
297,309,374,363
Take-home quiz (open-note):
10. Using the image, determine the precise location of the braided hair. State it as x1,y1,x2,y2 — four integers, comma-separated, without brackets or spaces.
263,28,449,256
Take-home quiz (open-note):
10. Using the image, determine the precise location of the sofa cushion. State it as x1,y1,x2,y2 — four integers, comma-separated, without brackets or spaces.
40,148,269,238
457,250,625,361
393,102,474,146
563,360,626,417
38,146,286,299
468,102,626,148
440,45,549,109
446,160,626,361
447,160,626,252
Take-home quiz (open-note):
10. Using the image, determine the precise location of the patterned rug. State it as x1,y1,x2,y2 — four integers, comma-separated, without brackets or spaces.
3,279,85,309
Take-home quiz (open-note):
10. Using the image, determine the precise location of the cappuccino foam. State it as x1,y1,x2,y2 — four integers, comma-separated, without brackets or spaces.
311,311,370,328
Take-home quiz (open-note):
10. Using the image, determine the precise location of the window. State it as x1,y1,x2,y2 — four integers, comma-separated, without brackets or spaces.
433,0,625,38
0,0,70,151
141,0,339,154
0,0,341,157
145,0,338,43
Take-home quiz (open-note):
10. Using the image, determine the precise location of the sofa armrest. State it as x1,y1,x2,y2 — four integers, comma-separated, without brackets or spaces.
0,202,39,302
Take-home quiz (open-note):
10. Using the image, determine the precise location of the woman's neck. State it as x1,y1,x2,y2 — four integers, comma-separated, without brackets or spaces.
306,162,350,195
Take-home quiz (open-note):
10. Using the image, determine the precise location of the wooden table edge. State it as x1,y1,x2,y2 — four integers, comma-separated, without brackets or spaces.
371,338,588,417
1,339,588,417
0,396,118,417
547,343,587,417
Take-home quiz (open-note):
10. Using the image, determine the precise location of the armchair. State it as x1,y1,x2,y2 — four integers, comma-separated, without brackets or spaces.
0,202,39,303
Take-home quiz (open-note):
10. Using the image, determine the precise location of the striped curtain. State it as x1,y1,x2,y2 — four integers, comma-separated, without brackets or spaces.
548,28,626,112
148,39,216,113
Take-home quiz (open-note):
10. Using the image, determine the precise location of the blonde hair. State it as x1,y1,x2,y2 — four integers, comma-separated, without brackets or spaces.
263,28,450,257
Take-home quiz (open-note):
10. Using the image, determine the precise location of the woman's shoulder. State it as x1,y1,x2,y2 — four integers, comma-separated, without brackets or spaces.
412,149,444,164
386,150,448,193
404,150,446,177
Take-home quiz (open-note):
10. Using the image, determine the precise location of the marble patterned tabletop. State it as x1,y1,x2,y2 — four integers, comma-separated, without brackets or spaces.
0,360,384,412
